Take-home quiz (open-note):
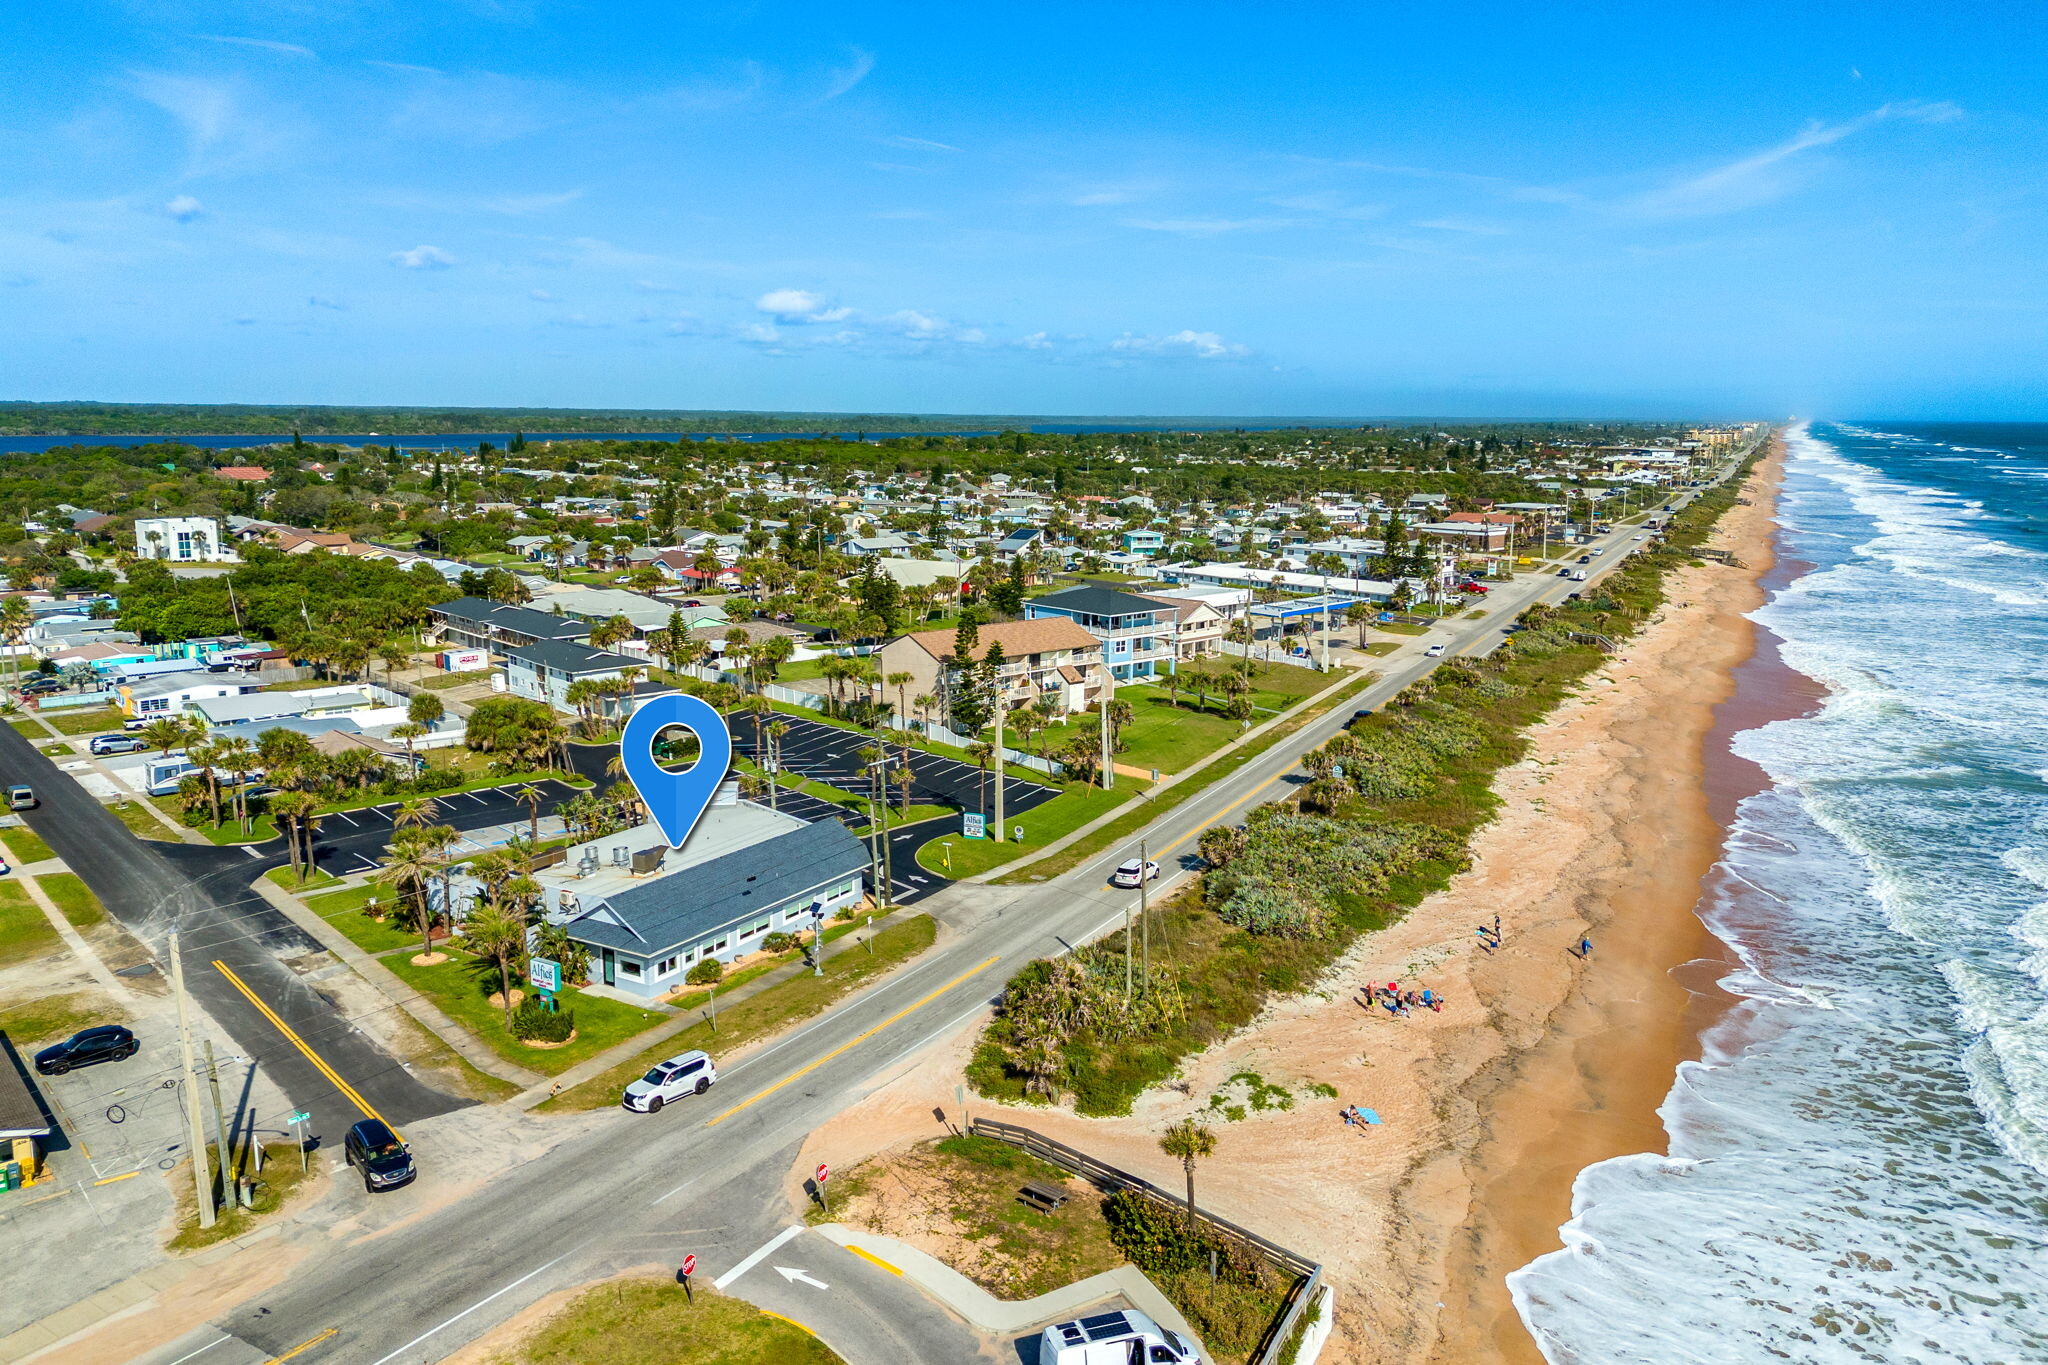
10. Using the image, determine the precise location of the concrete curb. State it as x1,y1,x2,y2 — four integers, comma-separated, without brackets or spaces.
811,1224,1204,1346
246,873,547,1089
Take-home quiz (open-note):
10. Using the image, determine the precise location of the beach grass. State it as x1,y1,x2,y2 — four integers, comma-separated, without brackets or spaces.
501,1279,840,1365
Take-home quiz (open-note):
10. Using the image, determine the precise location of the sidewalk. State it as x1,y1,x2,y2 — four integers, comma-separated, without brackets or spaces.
246,872,547,1089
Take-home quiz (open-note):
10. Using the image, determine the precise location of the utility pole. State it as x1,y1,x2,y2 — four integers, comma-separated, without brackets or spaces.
1099,661,1115,791
1139,838,1150,993
205,1040,234,1201
170,934,216,1229
992,680,1006,846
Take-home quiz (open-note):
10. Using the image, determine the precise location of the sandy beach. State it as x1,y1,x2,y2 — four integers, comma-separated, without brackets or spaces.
802,444,1792,1363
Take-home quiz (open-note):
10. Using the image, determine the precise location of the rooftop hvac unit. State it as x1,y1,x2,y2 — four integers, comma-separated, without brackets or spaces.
713,778,740,807
576,853,598,877
612,845,630,867
631,847,666,876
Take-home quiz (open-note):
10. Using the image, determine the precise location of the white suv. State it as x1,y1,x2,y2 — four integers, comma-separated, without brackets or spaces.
622,1050,718,1113
1111,858,1160,888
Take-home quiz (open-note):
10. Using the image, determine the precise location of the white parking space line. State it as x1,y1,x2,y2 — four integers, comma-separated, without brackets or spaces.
714,1225,803,1290
329,810,358,826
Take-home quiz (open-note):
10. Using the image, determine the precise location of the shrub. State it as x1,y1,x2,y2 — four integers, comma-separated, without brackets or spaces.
510,999,574,1042
762,931,796,954
686,958,723,986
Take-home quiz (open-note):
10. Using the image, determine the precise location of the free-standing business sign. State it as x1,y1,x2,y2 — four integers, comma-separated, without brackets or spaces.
619,693,734,849
528,957,561,993
962,812,986,840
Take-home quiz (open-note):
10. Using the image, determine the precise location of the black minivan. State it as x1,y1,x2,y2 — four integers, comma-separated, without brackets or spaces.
343,1118,416,1192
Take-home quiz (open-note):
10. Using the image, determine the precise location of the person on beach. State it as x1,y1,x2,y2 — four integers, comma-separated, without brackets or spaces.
1492,913,1502,942
1475,926,1496,953
1578,935,1594,959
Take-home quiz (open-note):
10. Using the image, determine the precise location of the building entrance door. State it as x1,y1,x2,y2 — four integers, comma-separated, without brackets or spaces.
601,947,616,986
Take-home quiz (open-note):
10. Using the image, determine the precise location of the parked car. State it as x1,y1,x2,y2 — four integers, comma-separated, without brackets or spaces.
1424,643,1447,657
1110,858,1160,888
7,785,36,811
622,1050,719,1113
34,1025,137,1075
122,717,152,731
343,1118,416,1191
1458,582,1488,594
18,679,61,696
89,734,144,756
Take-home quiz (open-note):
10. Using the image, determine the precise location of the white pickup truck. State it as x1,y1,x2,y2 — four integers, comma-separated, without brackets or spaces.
1040,1309,1202,1364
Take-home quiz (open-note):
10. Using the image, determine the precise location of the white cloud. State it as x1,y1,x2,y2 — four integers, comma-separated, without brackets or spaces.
1122,217,1295,235
130,72,234,151
1020,331,1054,350
196,35,316,58
1269,192,1384,221
738,322,781,343
1111,330,1248,360
488,190,582,215
307,295,345,310
1413,217,1508,235
529,288,555,301
1633,100,1962,218
886,309,946,335
756,288,830,317
164,195,205,221
820,48,875,101
389,244,456,269
883,135,958,152
366,60,443,76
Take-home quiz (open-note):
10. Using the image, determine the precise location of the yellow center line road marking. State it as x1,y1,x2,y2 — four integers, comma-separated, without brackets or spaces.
706,955,1002,1128
1155,770,1287,863
262,1328,338,1363
844,1244,903,1276
212,960,391,1131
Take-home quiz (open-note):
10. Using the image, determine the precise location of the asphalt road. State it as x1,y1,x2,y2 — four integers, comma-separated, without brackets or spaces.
0,724,472,1132
115,465,1747,1365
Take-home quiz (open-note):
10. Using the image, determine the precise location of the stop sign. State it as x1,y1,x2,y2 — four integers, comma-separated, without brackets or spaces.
680,1254,696,1277
816,1162,830,1185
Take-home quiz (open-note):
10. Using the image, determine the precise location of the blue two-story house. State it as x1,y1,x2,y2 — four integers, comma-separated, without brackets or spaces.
1025,584,1179,681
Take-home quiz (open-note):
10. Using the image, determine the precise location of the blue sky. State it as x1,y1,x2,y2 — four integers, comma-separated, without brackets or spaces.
4,2,2044,418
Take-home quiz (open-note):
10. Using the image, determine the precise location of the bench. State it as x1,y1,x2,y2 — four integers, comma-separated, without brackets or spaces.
1018,1179,1070,1213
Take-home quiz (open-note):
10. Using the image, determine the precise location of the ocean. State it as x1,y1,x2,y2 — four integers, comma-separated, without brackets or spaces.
1507,422,2048,1362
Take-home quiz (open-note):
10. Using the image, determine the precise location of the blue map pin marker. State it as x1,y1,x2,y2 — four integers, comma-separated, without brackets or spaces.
619,692,733,849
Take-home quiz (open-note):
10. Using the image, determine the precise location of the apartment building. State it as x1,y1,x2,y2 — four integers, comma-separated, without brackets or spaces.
872,616,1104,719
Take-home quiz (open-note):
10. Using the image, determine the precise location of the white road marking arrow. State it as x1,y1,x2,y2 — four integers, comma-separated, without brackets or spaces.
775,1266,829,1290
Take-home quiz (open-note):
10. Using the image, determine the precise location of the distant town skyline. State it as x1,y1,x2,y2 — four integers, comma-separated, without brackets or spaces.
6,4,2043,418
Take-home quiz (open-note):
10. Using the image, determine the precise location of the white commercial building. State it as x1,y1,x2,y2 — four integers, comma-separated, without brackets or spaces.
134,516,237,563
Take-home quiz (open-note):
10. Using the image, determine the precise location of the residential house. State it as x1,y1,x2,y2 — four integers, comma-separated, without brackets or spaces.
1139,594,1225,662
1121,529,1166,557
213,466,270,483
872,617,1105,719
1024,584,1180,681
502,639,646,713
484,808,868,1000
430,597,590,654
116,670,251,720
133,516,236,563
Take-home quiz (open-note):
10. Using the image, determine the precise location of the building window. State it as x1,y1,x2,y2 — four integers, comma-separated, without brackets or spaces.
657,955,679,975
620,961,643,979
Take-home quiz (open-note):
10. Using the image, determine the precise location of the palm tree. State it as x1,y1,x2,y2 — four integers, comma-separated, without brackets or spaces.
0,595,32,690
1345,601,1374,650
139,717,187,758
543,534,574,581
894,763,915,816
390,721,428,771
270,790,319,883
215,736,258,833
377,640,412,685
462,904,529,1031
966,740,994,817
513,783,545,844
382,831,440,957
1159,1117,1216,1232
763,720,790,812
393,796,439,831
187,740,225,828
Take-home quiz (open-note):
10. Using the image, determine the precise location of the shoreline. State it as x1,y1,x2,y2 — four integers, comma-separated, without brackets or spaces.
798,445,1795,1365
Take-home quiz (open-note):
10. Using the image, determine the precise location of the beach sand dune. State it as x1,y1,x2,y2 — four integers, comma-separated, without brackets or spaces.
801,447,1787,1365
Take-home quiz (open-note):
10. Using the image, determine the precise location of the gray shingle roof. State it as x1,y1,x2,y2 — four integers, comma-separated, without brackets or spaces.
567,820,867,957
1028,584,1170,619
431,596,590,642
503,639,644,675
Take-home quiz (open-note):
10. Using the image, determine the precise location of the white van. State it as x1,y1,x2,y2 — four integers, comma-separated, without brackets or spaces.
1041,1310,1201,1365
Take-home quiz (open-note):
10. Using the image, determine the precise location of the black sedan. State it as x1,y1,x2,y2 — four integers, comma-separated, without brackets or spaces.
34,1025,138,1075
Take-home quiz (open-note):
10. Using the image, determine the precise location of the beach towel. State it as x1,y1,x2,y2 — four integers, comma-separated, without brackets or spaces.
1357,1108,1382,1124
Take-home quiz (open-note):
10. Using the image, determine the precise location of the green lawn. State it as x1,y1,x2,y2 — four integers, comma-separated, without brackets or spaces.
0,989,122,1044
506,1280,841,1365
266,865,343,893
543,914,937,1111
419,668,494,690
1,826,56,864
1377,621,1429,636
771,656,829,682
0,882,59,965
168,1141,319,1252
314,887,423,956
38,872,106,930
382,951,670,1076
918,781,1138,880
16,707,121,736
107,799,176,841
1024,688,1244,776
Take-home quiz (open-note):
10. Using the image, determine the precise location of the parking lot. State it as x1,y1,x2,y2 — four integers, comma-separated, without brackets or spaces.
303,778,584,876
731,713,1060,822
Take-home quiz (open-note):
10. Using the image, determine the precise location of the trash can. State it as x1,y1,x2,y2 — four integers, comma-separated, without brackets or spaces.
3,1162,20,1191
